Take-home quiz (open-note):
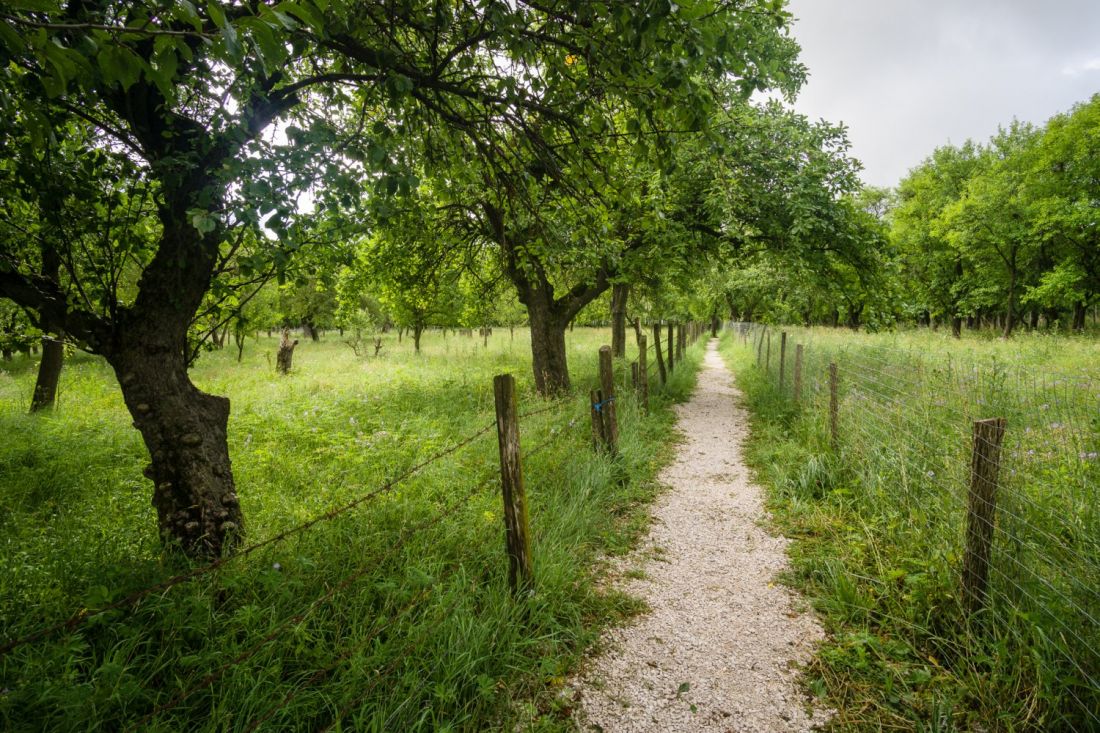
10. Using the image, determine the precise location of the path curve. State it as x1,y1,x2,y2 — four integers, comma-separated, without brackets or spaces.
572,338,830,732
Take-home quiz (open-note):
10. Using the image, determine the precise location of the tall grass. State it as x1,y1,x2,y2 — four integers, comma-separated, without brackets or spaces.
722,325,1099,731
0,327,703,731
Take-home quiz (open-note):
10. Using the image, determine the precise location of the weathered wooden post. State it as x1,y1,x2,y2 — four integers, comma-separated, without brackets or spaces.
963,417,1007,616
639,334,650,414
779,331,788,391
756,327,764,367
765,331,771,372
631,361,639,391
493,374,533,594
598,346,620,454
828,362,839,450
589,388,606,450
667,322,675,373
794,344,804,404
653,323,667,385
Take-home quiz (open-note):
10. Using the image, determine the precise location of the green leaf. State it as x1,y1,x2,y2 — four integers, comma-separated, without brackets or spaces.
97,44,144,90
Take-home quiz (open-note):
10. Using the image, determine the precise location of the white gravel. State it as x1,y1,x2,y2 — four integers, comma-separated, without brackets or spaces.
571,339,831,732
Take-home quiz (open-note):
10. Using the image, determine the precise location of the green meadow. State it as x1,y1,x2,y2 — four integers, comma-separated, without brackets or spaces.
1,328,702,732
723,326,1099,731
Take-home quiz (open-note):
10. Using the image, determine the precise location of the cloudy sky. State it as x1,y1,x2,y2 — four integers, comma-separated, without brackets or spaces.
784,0,1100,188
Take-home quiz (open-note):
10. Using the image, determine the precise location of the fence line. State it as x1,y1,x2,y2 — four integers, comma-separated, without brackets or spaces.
732,321,1100,727
5,321,709,730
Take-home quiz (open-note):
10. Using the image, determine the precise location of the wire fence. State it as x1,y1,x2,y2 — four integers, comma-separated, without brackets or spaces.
1,322,707,731
733,322,1100,728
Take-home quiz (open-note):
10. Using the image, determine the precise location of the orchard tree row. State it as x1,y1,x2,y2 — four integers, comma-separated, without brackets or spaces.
0,0,872,557
719,94,1100,336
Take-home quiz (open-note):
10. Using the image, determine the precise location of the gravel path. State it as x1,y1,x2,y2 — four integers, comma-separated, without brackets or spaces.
571,338,830,732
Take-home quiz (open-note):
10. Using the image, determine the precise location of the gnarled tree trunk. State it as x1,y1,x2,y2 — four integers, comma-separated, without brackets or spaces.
113,339,242,558
276,328,298,374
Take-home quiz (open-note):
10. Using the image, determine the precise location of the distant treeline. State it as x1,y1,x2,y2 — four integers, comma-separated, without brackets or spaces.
720,94,1100,336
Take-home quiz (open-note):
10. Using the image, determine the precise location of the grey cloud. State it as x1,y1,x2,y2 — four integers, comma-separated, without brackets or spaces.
785,0,1100,186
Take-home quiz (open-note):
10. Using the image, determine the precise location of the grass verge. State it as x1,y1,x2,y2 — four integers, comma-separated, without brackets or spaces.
720,328,1099,732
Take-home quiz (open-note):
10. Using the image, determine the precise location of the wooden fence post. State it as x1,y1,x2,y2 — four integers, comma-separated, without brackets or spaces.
589,388,606,449
667,322,675,373
963,417,1007,616
756,327,764,367
493,374,533,594
828,362,839,450
653,323,667,385
779,331,787,391
794,344,804,404
631,361,639,391
639,334,650,414
765,331,771,372
598,346,619,454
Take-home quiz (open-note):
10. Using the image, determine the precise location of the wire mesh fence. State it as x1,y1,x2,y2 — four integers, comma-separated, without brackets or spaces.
733,322,1100,728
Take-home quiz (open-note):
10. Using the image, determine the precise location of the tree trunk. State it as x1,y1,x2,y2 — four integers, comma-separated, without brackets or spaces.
1072,301,1086,332
276,329,298,374
610,283,629,358
488,202,609,395
847,304,863,330
113,345,242,558
631,317,643,347
710,307,719,337
303,320,320,342
952,315,963,339
1,348,11,361
652,322,667,385
1002,270,1017,338
414,323,423,353
1029,309,1040,330
30,336,64,412
234,327,246,362
527,296,571,394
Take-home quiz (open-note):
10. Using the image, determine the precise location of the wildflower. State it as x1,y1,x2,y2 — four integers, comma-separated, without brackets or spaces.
1027,449,1036,456
272,562,282,571
1049,422,1065,430
1040,404,1050,410
349,416,358,426
926,470,935,479
1079,451,1098,461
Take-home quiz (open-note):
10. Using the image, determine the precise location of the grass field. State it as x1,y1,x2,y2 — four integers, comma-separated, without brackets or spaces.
722,325,1100,731
0,327,702,731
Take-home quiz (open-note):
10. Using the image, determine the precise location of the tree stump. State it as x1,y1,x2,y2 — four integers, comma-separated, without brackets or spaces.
276,328,298,374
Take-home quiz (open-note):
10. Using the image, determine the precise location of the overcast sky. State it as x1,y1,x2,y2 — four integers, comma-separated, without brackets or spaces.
784,0,1100,188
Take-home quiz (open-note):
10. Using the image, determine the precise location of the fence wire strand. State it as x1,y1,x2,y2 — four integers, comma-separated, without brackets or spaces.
734,322,1100,725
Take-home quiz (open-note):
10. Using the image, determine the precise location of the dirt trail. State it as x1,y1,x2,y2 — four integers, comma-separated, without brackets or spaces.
572,338,830,732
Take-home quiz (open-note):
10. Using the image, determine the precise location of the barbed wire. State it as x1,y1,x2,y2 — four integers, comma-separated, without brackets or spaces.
737,323,1099,723
0,420,497,657
124,466,498,731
